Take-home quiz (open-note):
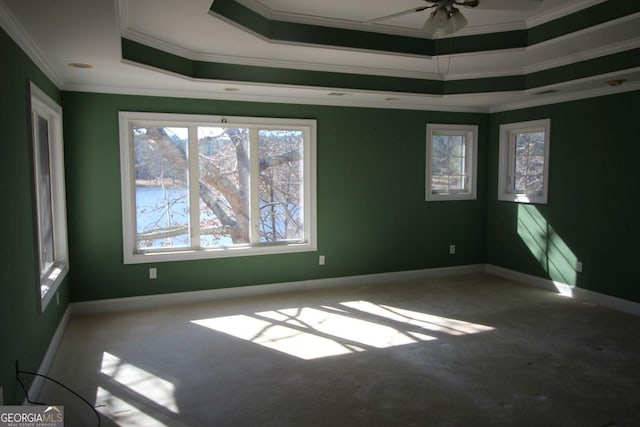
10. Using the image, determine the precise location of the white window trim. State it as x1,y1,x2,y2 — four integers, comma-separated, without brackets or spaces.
498,119,551,204
119,112,317,264
30,82,68,312
425,123,478,201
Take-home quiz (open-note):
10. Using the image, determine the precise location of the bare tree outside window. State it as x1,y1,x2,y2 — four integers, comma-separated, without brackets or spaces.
131,124,305,251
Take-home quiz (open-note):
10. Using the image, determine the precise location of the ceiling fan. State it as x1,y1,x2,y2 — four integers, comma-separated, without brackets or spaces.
366,0,543,35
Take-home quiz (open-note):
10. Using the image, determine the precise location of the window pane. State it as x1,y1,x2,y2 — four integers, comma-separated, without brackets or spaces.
431,157,448,175
432,136,448,157
448,176,464,190
515,134,529,156
35,115,55,275
431,178,448,192
198,127,248,247
258,129,304,242
428,128,475,198
447,136,465,156
134,126,190,250
527,156,544,175
515,155,529,175
530,137,545,156
448,157,464,175
514,131,545,195
526,175,544,193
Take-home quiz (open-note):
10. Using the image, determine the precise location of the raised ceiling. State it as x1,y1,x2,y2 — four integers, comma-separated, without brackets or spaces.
1,0,639,112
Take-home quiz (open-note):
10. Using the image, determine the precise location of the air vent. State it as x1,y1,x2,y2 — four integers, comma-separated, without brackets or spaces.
606,79,626,87
533,89,560,95
68,62,93,69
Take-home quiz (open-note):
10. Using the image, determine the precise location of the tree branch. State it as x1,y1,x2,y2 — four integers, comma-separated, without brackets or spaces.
259,151,302,172
198,181,237,229
137,225,237,242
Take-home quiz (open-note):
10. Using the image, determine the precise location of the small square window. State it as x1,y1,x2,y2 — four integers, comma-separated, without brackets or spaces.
498,119,551,204
426,124,478,201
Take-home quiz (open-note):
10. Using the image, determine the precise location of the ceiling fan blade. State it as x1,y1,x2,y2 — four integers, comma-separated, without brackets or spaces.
474,0,543,11
364,6,432,24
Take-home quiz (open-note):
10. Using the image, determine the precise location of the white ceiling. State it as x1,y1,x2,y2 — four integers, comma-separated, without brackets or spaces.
1,0,639,112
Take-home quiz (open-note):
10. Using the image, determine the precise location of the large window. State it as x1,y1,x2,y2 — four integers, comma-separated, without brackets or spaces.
119,112,316,263
498,119,551,204
426,124,478,201
30,82,68,311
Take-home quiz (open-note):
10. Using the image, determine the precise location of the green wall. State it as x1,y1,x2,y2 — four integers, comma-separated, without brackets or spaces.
0,29,70,405
487,90,640,303
61,92,488,301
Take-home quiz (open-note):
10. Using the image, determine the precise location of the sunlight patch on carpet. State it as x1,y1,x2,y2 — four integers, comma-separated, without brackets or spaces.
191,300,493,360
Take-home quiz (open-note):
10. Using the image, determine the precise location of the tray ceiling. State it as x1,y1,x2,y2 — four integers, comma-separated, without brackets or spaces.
1,0,639,112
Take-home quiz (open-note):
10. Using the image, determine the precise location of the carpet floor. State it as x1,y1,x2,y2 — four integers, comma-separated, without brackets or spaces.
36,273,640,426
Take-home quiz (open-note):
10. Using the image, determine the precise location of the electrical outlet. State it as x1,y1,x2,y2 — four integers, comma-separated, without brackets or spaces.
319,255,325,265
449,244,456,255
149,268,157,279
576,261,583,273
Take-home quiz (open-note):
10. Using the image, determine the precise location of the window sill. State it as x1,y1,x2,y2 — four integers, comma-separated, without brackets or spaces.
498,193,547,204
124,241,317,264
40,262,68,312
426,193,477,202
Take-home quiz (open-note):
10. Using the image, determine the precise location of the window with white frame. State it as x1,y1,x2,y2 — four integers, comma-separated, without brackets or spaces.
30,82,68,311
426,124,478,201
498,119,550,204
119,112,317,264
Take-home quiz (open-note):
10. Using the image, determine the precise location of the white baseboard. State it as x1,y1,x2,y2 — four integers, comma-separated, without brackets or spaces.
486,264,640,316
24,306,71,404
71,264,486,315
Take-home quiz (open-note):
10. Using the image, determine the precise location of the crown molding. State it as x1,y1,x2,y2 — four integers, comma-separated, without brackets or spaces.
122,19,640,84
63,77,640,116
525,0,605,28
115,0,128,35
525,38,640,75
64,64,640,116
62,80,489,113
529,10,640,51
122,28,194,59
121,29,441,80
491,77,640,113
0,1,64,88
236,0,604,38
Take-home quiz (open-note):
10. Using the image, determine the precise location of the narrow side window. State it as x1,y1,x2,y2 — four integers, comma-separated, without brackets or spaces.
30,82,68,311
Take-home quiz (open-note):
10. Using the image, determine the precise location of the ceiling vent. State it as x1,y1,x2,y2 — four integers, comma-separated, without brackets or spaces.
533,89,560,95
